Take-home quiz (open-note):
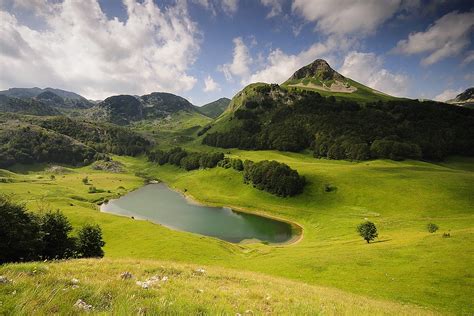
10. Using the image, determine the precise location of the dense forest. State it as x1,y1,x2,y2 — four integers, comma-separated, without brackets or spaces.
243,160,306,197
37,117,151,156
147,147,224,171
202,85,474,161
0,115,151,168
0,124,101,168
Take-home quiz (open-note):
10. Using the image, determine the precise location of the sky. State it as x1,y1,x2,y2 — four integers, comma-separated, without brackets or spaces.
0,0,473,106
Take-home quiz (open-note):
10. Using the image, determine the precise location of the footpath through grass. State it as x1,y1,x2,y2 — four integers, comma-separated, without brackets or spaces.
0,152,473,314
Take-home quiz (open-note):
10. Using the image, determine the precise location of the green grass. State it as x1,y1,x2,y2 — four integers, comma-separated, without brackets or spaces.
0,152,473,314
0,258,434,315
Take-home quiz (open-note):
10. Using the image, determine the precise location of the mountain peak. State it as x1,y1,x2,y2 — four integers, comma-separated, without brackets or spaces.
289,59,344,82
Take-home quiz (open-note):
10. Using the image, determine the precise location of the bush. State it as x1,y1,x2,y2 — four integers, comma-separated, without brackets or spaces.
77,224,105,258
357,221,378,243
0,195,106,263
82,177,89,185
0,196,42,263
39,210,75,259
427,223,439,233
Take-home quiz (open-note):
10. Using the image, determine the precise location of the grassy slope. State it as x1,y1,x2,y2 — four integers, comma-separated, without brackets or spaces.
0,259,433,315
0,153,473,314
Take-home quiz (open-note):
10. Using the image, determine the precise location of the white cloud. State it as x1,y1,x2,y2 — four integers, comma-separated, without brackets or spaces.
339,51,409,97
222,0,238,15
203,75,220,92
218,37,252,83
392,11,474,65
462,50,474,65
260,0,283,18
433,88,462,102
247,36,354,84
0,0,200,99
291,0,401,36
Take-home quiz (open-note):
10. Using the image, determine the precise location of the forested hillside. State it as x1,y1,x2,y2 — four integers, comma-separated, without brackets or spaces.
202,84,474,161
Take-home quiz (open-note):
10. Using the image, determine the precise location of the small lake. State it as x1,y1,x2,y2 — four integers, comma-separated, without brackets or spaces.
100,184,294,243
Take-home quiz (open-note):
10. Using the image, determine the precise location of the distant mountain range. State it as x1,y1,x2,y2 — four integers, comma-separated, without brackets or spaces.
88,92,211,125
0,87,93,109
199,98,231,118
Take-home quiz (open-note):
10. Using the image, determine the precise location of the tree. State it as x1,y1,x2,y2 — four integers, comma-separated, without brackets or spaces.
39,210,75,259
427,223,439,233
77,224,106,258
357,221,378,243
0,195,42,263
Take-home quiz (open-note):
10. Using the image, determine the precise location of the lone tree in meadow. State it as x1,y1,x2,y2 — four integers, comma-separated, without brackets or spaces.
357,221,378,243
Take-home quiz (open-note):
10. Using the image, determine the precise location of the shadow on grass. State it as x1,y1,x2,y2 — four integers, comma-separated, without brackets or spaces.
371,239,391,244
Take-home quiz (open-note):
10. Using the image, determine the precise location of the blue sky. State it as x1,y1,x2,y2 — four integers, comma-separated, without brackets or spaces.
0,0,473,105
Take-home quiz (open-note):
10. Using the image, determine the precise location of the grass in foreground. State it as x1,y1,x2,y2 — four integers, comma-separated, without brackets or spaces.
0,258,435,315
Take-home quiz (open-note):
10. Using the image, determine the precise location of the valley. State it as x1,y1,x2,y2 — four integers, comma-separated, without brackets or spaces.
0,59,473,315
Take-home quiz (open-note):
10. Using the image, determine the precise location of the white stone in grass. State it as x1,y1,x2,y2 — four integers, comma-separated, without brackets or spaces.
71,278,79,285
73,299,93,312
0,276,10,284
195,268,206,275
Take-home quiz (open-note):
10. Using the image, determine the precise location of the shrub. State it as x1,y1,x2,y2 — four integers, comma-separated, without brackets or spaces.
39,210,76,259
82,176,89,185
427,223,439,233
0,196,42,263
357,221,378,243
77,224,105,258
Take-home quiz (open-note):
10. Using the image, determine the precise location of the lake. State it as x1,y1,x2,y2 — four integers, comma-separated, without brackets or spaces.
100,183,294,243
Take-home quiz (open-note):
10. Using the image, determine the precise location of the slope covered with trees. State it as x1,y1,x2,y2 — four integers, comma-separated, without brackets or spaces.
202,83,474,161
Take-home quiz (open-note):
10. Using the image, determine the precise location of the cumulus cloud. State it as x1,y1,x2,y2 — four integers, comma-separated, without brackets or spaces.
218,37,252,83
291,0,402,36
0,0,200,99
339,51,409,97
203,75,220,92
260,0,283,18
222,0,238,15
433,88,462,102
248,40,341,84
392,11,474,65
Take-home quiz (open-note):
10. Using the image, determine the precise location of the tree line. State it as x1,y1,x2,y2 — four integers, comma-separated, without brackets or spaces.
147,148,305,197
147,147,224,171
202,85,474,161
0,195,105,264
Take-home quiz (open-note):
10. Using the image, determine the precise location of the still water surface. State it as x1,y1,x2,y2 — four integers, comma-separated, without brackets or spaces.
101,184,293,243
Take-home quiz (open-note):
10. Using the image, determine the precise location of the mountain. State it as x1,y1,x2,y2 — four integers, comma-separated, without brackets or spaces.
89,92,205,125
282,59,397,103
199,59,474,161
0,87,93,109
447,87,474,109
199,98,231,118
0,95,60,116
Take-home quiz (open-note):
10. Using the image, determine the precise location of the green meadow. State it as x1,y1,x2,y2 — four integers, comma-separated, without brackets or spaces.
0,152,473,314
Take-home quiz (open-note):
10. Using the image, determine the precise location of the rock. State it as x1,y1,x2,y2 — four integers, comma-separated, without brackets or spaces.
195,268,206,275
73,299,93,312
71,278,79,285
72,285,79,289
0,276,10,284
136,275,167,289
120,272,133,280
